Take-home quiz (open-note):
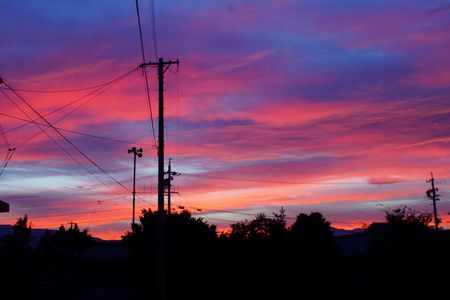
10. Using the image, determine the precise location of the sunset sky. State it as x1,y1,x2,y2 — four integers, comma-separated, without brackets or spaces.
1,0,449,239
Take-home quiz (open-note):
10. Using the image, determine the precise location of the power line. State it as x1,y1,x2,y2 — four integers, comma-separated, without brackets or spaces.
2,68,138,136
29,216,136,229
0,124,11,149
1,87,125,196
0,124,14,177
10,203,160,229
13,84,118,149
149,0,159,59
171,202,297,221
1,69,150,165
135,0,158,150
1,81,135,198
0,112,154,147
176,66,180,164
0,68,137,93
0,150,14,177
24,205,153,221
197,216,243,223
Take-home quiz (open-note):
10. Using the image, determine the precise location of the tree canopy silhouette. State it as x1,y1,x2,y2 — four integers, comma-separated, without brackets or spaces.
384,206,433,226
228,208,288,241
290,212,339,255
48,222,94,256
123,209,217,258
366,206,434,255
1,214,32,259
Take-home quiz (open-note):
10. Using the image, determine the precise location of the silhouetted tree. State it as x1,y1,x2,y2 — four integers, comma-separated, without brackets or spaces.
1,214,32,258
51,222,94,256
122,209,217,297
228,208,288,241
290,212,339,255
366,206,434,255
385,206,433,226
123,209,217,255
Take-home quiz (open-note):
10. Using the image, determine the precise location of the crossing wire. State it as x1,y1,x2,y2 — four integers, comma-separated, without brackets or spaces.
0,124,13,176
0,112,153,147
0,88,123,195
7,79,129,150
3,67,138,136
0,81,138,198
135,0,158,151
1,68,137,93
0,68,151,150
149,0,159,59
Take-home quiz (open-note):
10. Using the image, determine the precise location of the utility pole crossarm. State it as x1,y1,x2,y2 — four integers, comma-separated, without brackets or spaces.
140,59,179,71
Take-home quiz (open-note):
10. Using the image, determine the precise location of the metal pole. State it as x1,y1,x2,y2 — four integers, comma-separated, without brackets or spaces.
133,148,137,227
431,173,439,230
168,158,172,216
128,147,142,231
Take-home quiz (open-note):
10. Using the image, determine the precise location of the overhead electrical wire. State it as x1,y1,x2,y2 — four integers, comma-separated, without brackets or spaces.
176,65,180,163
0,151,14,177
32,216,135,229
2,80,142,150
0,80,142,202
0,88,123,196
3,67,137,136
0,69,136,93
0,112,153,147
172,202,296,220
0,68,151,185
0,68,133,148
15,85,117,149
0,124,10,149
24,204,153,221
0,123,15,177
149,0,159,59
135,0,158,150
7,202,158,229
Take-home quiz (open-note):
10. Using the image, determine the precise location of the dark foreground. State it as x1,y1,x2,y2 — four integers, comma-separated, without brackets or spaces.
1,242,449,300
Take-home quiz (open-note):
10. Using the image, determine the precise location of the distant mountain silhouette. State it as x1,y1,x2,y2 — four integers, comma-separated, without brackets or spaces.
0,225,57,248
330,226,364,237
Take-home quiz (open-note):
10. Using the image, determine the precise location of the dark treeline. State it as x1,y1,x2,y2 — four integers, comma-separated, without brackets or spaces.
122,206,450,299
1,207,450,299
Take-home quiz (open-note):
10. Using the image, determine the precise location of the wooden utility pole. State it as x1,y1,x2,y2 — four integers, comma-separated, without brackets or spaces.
426,172,440,230
140,58,179,300
165,158,179,215
167,159,172,214
128,146,142,230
